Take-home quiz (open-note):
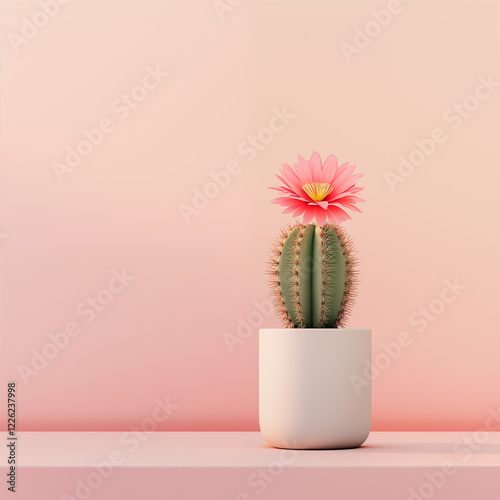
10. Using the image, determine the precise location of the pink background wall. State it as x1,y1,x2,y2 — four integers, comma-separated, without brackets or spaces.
1,0,499,431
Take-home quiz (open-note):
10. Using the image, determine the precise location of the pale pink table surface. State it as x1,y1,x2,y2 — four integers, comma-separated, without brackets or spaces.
2,431,499,500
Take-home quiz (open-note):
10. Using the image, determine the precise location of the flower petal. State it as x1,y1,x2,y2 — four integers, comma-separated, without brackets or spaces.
341,203,363,213
322,154,338,182
327,192,364,203
271,197,303,206
269,187,293,195
292,205,305,217
333,163,356,186
335,173,363,195
292,162,309,186
309,151,322,177
315,207,327,226
326,205,351,224
302,207,315,224
329,203,352,217
280,164,304,194
297,155,314,183
275,174,294,191
337,195,365,204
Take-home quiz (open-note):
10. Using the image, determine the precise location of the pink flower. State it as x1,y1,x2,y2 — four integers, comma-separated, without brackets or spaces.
270,151,364,226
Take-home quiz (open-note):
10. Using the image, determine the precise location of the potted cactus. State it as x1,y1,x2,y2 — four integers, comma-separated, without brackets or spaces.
259,151,371,450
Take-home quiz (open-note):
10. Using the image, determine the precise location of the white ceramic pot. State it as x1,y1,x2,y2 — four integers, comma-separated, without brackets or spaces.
259,328,371,449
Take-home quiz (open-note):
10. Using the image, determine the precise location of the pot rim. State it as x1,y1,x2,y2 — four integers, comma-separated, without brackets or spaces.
259,328,371,334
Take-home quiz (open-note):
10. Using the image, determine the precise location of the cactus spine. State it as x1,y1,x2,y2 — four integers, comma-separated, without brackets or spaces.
269,223,357,328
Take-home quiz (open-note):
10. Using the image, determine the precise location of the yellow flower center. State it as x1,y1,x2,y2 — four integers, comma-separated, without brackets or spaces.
301,182,333,202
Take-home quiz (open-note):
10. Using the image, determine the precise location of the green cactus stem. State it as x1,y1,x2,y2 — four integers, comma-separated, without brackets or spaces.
269,223,357,328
